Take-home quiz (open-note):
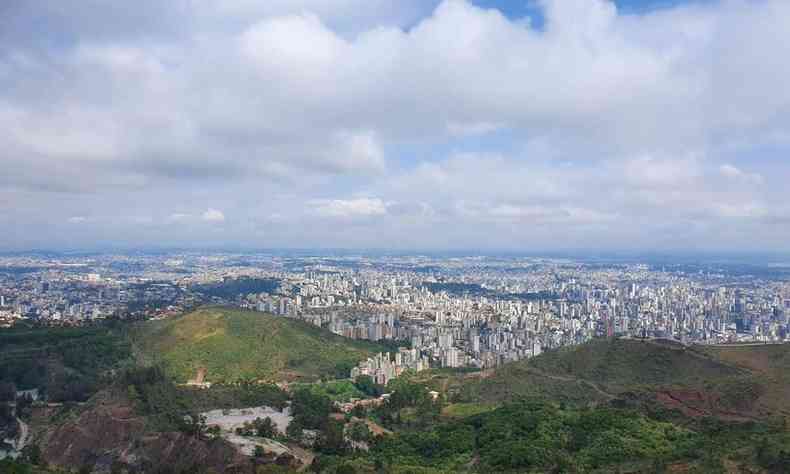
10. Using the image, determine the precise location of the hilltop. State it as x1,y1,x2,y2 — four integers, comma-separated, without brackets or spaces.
526,338,745,391
133,307,388,383
422,338,790,423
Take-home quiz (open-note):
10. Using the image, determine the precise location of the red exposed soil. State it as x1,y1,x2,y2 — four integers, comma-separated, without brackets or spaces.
654,389,756,422
39,394,251,473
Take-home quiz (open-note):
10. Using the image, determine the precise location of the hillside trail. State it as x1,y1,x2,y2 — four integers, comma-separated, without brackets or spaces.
521,366,617,401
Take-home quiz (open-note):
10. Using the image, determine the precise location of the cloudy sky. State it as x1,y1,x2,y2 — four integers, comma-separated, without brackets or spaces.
2,0,789,253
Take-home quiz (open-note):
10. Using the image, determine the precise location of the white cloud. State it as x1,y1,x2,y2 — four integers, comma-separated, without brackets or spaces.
2,0,790,251
333,131,386,173
711,203,768,219
5,0,790,184
67,216,88,224
202,209,225,222
719,164,764,184
129,216,154,225
623,155,702,188
446,121,504,136
310,198,388,218
241,13,346,82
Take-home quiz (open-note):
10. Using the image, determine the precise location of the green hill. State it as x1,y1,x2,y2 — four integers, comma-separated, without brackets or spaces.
427,338,787,419
527,338,744,391
698,343,790,418
133,307,387,383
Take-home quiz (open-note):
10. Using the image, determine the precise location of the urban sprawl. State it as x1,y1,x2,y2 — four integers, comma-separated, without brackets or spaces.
2,252,790,385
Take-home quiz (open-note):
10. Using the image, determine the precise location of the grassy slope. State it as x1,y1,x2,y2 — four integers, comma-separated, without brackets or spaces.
424,339,784,413
698,343,790,418
528,338,744,392
134,306,388,383
414,366,610,407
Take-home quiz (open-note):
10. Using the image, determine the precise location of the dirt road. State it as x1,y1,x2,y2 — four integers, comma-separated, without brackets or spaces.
15,417,29,452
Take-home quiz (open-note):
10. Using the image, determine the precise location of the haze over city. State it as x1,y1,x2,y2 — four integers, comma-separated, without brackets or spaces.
3,0,790,252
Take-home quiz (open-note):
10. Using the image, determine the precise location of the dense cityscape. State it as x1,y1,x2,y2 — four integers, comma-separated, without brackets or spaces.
3,252,789,384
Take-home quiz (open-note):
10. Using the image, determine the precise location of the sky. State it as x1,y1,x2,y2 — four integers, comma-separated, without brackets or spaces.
1,0,789,253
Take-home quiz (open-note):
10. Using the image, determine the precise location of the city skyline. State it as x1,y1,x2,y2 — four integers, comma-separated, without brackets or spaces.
3,0,790,251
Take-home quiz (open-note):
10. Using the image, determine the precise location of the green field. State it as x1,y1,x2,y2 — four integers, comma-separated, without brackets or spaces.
441,402,498,419
133,307,389,383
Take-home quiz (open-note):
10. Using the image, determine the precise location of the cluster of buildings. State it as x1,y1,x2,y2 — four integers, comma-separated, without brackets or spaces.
350,347,430,386
0,255,211,325
3,252,790,377
234,259,790,370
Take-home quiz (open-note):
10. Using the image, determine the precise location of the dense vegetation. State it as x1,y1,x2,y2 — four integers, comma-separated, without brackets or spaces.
0,459,68,474
120,365,289,430
293,380,368,403
133,307,389,383
0,325,131,401
314,398,790,473
370,400,693,472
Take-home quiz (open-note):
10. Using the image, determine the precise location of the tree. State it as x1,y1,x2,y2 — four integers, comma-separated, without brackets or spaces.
254,417,277,438
386,378,428,412
21,444,42,466
416,395,441,425
286,419,304,442
182,414,207,439
354,376,383,397
348,421,371,443
350,405,367,419
127,385,140,403
254,445,266,458
335,463,357,474
206,425,222,440
291,389,332,430
316,419,348,455
334,361,356,379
